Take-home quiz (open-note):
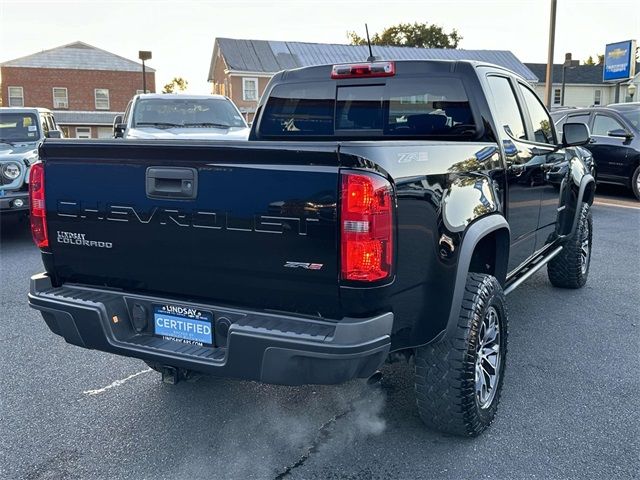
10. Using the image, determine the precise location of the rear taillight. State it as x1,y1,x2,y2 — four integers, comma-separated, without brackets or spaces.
29,163,48,248
340,172,394,282
331,61,395,79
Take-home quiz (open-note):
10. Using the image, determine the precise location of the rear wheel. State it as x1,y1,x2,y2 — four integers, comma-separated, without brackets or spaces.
547,202,592,288
632,165,640,201
414,273,508,437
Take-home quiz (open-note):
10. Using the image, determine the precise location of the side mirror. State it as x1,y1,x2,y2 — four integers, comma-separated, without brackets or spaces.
113,115,126,138
562,122,590,146
608,128,633,139
113,124,126,138
46,130,62,139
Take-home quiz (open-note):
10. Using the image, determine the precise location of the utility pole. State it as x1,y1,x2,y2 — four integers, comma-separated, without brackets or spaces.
544,0,557,109
139,51,152,94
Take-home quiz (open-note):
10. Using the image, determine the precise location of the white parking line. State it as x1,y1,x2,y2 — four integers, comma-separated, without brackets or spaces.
83,368,153,396
593,200,640,210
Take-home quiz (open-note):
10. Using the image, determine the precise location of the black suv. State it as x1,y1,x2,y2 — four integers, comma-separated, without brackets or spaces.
552,103,640,199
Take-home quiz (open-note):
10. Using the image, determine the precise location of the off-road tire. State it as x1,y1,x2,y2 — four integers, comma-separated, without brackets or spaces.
631,165,640,201
547,202,592,288
414,273,508,437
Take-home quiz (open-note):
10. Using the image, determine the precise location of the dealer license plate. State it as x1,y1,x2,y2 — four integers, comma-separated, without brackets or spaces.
153,304,213,347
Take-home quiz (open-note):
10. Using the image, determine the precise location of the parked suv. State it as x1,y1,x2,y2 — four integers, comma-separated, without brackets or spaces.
113,94,250,140
0,108,62,215
552,103,640,199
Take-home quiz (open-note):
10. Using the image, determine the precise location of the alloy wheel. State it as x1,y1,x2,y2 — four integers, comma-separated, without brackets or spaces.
475,306,501,409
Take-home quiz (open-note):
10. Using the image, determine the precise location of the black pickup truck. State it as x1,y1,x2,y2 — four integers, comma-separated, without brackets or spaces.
28,60,595,437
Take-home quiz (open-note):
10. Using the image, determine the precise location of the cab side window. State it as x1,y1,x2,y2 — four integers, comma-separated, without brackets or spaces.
487,76,526,140
123,101,132,124
40,115,50,136
592,114,624,136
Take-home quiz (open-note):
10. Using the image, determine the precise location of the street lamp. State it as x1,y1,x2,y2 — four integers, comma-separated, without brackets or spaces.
138,50,152,94
628,84,637,102
560,53,579,106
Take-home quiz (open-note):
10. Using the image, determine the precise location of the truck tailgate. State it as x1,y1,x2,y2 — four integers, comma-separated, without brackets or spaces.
41,140,340,317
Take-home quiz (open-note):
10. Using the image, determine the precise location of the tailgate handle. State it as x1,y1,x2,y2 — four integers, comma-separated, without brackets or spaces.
146,167,198,199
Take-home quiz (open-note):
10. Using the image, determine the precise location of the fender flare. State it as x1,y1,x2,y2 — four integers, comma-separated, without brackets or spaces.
444,214,510,338
567,173,595,238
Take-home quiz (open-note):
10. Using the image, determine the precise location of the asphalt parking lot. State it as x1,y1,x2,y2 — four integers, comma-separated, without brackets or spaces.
1,191,638,480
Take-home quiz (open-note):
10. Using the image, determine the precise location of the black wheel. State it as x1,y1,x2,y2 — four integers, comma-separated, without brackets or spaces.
631,165,640,201
547,202,592,288
414,273,508,437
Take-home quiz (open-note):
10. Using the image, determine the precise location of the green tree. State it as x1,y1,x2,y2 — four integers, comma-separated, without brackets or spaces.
162,77,189,94
347,22,461,49
584,56,596,66
597,54,604,65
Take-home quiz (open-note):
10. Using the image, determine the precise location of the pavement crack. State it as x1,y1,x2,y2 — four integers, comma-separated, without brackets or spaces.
273,406,354,479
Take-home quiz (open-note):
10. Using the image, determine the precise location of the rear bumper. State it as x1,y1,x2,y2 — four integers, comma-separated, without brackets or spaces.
28,273,392,385
0,190,28,212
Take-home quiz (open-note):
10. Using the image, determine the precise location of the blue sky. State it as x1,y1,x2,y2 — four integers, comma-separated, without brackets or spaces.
1,0,638,93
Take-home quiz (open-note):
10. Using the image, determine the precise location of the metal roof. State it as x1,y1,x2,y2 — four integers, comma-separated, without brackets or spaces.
1,42,155,72
210,38,537,82
53,110,123,125
526,62,640,85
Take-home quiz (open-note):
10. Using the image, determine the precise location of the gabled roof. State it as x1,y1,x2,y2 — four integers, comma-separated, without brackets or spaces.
0,41,155,72
209,38,538,82
525,62,640,85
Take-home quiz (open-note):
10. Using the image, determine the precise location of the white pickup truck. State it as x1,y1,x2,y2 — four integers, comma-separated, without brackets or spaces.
113,94,250,141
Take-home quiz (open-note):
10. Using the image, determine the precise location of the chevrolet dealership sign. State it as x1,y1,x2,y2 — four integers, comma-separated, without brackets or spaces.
603,40,636,82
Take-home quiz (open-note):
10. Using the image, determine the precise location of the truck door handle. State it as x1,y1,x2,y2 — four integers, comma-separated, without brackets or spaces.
146,167,198,199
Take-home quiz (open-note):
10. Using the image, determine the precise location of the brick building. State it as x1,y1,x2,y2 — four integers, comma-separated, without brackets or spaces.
0,41,155,138
208,38,537,122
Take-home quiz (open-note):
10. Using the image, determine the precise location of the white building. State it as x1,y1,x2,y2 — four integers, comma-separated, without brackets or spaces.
526,63,639,108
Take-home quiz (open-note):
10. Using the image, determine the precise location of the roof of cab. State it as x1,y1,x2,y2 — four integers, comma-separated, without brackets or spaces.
0,107,53,114
133,94,229,101
272,59,528,83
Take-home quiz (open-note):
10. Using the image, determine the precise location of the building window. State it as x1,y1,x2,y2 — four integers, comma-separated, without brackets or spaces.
95,89,110,110
75,127,92,139
242,78,258,101
52,88,68,108
553,88,561,105
594,89,601,106
8,86,24,107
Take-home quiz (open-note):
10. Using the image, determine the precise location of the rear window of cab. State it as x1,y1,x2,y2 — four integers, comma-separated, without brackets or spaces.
258,76,477,139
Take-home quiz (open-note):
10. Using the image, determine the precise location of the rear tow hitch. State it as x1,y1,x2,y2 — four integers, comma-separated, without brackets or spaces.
161,366,180,384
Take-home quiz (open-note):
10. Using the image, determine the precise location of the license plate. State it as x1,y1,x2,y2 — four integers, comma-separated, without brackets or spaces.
153,304,213,346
